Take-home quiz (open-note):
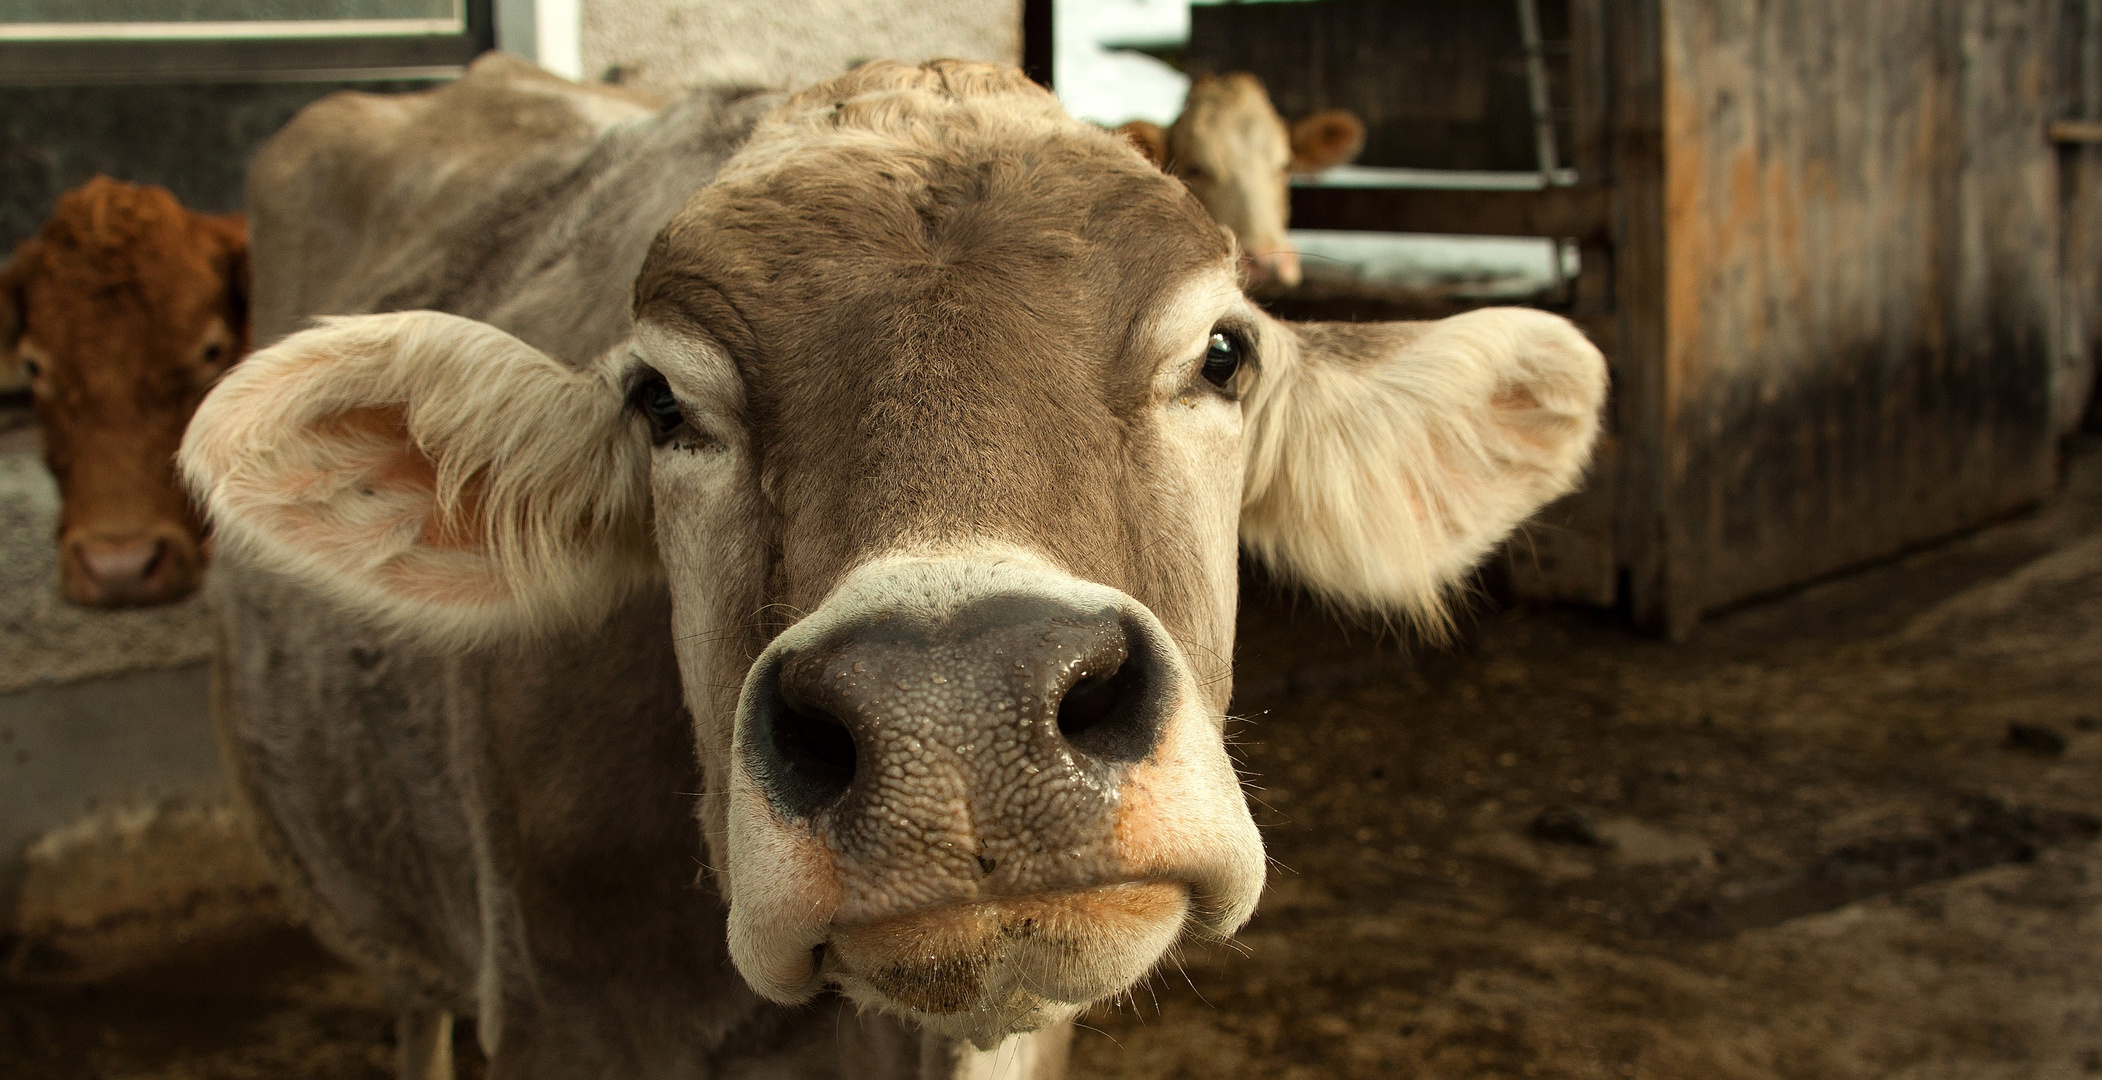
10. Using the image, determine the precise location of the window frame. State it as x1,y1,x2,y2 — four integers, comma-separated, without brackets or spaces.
0,0,493,86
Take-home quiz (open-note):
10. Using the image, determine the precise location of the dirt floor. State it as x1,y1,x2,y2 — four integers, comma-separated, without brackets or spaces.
6,439,2102,1079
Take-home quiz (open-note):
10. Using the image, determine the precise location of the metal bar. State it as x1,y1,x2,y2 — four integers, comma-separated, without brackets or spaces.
2086,0,2102,120
0,19,462,41
0,33,481,86
1517,0,1568,297
1293,165,1581,191
0,64,463,86
1289,186,1614,242
2050,119,2102,143
1517,0,1560,180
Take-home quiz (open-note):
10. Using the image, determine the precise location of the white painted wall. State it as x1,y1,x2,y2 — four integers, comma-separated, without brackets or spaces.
578,0,1019,90
497,0,583,80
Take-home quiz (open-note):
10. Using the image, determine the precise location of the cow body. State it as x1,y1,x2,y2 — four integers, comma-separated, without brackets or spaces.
194,55,1606,1080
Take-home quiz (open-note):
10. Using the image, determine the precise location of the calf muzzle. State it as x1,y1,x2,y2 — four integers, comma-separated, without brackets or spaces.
59,523,201,608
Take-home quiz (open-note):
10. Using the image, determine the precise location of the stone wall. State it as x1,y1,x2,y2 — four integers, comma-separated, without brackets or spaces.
581,0,1020,90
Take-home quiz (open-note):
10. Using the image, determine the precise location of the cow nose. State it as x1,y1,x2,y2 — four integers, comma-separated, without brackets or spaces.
78,537,164,584
61,528,198,608
1246,248,1302,288
752,596,1168,819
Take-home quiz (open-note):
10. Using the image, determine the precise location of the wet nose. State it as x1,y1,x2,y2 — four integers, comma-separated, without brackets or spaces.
751,595,1169,821
63,531,192,607
80,537,162,583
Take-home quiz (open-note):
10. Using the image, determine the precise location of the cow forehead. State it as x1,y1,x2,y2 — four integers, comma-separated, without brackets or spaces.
633,64,1240,604
1175,95,1288,168
20,213,223,357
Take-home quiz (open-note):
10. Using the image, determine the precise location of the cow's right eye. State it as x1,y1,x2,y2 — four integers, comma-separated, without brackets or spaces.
20,358,39,380
634,376,685,441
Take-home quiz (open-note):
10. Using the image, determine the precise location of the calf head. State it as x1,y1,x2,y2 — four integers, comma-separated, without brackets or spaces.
180,62,1603,1048
1120,73,1365,289
3,177,247,607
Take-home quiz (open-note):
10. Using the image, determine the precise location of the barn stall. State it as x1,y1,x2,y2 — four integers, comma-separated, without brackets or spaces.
2,1,2101,1077
1077,0,2102,635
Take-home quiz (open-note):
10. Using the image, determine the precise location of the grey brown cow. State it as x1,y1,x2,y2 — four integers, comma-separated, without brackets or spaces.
180,56,1605,1079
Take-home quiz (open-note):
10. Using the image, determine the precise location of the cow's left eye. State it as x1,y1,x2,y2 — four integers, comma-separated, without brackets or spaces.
634,376,686,440
1201,330,1243,388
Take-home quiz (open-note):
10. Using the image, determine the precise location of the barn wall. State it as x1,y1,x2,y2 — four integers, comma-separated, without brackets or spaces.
2058,0,2102,433
0,79,440,258
1657,0,2063,630
580,0,1020,89
1184,0,1568,172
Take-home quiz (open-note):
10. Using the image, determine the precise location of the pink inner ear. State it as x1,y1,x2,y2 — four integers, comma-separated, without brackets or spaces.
274,404,511,608
310,405,485,551
1491,385,1543,411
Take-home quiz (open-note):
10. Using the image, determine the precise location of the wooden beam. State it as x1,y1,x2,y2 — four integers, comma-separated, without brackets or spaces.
2050,118,2102,142
1289,185,1615,241
1021,0,1054,88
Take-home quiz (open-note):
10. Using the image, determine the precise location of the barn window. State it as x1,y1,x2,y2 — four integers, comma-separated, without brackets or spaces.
0,0,505,84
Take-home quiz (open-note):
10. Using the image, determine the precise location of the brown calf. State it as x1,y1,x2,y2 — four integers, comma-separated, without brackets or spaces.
1,177,248,607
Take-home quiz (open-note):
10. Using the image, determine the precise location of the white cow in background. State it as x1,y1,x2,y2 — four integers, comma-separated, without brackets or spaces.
1117,72,1365,288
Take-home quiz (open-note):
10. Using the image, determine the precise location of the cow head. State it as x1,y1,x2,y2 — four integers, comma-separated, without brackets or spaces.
2,177,248,607
1119,73,1365,289
179,63,1602,1049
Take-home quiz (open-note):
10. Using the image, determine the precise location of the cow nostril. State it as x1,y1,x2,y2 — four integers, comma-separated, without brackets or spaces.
1056,658,1153,763
1057,668,1122,739
770,701,858,805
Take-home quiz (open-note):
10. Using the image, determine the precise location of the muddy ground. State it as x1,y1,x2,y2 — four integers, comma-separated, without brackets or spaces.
6,439,2102,1079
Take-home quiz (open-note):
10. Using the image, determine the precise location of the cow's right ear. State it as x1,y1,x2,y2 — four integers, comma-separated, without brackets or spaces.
179,311,658,648
1116,120,1170,170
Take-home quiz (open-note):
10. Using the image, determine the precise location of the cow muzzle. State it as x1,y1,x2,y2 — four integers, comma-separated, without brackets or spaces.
1244,246,1303,290
58,522,202,608
721,558,1263,1046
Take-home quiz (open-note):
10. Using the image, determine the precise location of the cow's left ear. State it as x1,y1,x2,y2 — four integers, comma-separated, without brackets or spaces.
193,213,250,355
1288,110,1365,174
180,311,658,648
1238,307,1607,631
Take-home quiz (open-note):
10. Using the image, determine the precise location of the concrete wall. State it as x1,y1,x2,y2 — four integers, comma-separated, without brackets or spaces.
580,0,1020,89
0,79,441,257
